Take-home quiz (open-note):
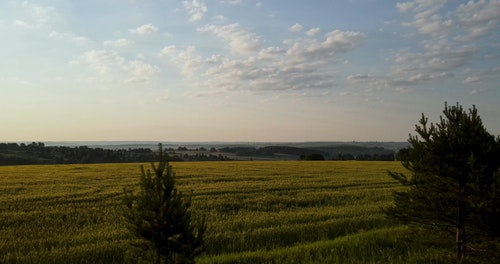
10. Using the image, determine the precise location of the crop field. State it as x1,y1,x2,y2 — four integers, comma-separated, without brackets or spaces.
0,161,457,263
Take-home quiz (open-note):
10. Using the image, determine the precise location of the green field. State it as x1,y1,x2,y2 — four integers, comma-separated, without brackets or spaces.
0,161,460,263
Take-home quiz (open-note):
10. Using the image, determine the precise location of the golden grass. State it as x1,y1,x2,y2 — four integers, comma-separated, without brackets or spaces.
0,161,413,263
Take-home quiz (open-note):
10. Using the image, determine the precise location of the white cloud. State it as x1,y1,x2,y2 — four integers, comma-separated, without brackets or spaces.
284,30,364,64
163,29,364,94
397,0,449,36
184,0,207,22
48,30,66,39
12,2,59,30
257,46,283,60
289,23,303,32
349,0,499,91
347,74,378,84
103,38,133,48
12,19,32,29
213,15,227,23
129,23,158,36
220,0,242,5
396,2,415,13
463,76,480,84
75,49,159,84
470,88,481,95
78,50,125,76
198,23,262,54
72,36,92,46
256,2,263,8
455,0,500,41
306,27,320,36
48,30,93,47
462,67,500,84
397,0,499,42
159,45,202,78
124,60,160,83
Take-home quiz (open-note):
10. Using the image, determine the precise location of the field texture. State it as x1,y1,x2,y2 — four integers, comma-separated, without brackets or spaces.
0,161,454,263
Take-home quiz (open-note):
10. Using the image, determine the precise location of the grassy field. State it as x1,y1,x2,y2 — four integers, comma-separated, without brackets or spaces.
0,161,471,263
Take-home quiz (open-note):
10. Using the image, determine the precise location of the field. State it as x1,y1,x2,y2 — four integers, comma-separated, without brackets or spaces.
0,161,459,263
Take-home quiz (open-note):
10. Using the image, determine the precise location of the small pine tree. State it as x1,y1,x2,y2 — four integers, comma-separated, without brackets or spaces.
386,103,500,262
123,144,206,264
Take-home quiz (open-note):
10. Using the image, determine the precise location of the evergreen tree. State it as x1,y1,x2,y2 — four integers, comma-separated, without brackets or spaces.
123,144,206,264
386,103,500,262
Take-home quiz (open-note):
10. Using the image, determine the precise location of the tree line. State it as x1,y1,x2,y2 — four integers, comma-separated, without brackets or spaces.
0,142,231,165
220,145,395,161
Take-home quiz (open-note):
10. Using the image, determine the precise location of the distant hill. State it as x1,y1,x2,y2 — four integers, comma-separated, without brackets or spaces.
218,144,399,161
2,141,409,163
37,141,409,151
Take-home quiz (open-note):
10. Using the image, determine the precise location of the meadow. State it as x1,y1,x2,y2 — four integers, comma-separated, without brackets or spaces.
0,161,460,263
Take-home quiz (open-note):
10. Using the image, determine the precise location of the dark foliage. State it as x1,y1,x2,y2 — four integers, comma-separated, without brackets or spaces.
300,153,325,160
0,142,154,165
386,103,500,262
0,142,231,165
219,145,394,160
123,144,206,264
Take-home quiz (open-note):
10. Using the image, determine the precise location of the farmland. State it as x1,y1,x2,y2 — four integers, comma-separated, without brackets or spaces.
0,161,459,263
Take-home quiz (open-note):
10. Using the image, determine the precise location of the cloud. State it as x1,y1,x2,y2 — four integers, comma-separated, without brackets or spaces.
213,15,227,23
103,38,133,48
462,67,500,84
396,2,415,13
463,76,480,84
289,23,303,32
163,29,364,94
72,36,92,46
124,60,160,83
183,0,207,22
398,0,450,36
77,50,125,76
389,72,454,87
129,23,158,36
48,30,93,47
159,45,202,78
347,74,379,84
74,49,159,84
198,23,262,54
306,27,320,36
455,0,500,41
348,1,498,92
284,30,364,64
12,2,59,30
12,19,33,29
220,0,242,5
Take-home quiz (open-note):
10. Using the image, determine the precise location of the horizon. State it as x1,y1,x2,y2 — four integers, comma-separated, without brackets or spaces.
2,140,409,145
1,1,499,142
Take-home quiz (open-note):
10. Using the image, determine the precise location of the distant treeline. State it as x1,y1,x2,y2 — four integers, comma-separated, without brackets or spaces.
219,146,395,161
0,142,230,165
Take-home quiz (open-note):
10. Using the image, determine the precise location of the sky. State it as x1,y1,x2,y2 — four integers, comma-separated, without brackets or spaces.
0,0,499,142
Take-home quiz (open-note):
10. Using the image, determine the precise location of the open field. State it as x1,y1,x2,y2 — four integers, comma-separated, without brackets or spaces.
0,161,472,263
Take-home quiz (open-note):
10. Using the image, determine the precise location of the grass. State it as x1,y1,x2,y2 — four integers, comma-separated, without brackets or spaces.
0,161,496,263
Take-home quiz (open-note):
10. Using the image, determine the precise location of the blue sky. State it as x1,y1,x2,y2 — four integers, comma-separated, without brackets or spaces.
1,0,499,142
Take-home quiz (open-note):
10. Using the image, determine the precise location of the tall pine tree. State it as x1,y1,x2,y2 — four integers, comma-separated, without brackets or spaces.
123,144,206,264
386,103,500,262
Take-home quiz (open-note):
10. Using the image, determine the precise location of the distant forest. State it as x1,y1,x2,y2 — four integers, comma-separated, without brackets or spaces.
0,142,396,165
0,142,230,165
219,145,395,161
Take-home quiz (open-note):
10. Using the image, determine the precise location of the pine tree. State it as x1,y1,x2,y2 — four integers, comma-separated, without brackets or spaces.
386,103,500,262
123,144,206,264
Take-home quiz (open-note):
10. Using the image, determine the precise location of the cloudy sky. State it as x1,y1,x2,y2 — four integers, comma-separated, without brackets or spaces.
1,0,499,142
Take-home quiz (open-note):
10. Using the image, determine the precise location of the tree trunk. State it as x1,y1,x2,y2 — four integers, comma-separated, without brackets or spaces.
456,181,467,263
456,225,466,263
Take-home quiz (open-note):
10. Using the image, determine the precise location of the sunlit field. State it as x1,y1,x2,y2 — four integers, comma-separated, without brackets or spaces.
0,161,459,263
